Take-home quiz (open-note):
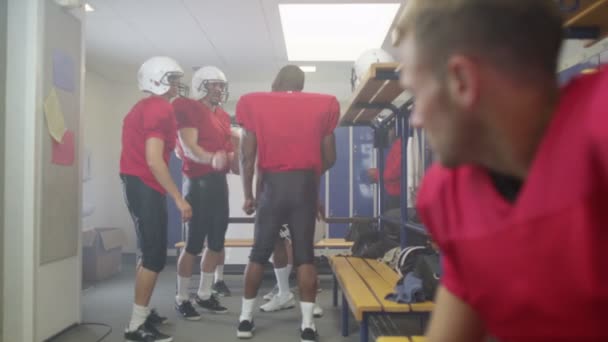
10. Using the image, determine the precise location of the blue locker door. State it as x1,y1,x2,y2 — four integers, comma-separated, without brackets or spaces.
328,127,350,238
319,173,326,212
352,127,375,218
167,154,183,247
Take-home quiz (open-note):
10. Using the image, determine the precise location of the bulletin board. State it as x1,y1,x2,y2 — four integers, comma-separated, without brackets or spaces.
39,2,82,265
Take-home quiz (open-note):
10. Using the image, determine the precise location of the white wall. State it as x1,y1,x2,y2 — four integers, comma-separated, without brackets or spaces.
0,0,7,336
4,0,42,340
83,71,144,253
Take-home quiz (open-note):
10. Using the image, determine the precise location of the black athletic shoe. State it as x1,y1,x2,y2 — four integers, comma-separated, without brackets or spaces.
195,294,228,313
124,323,173,342
147,309,168,325
175,300,201,321
300,327,318,342
212,280,232,297
237,320,255,339
144,320,173,342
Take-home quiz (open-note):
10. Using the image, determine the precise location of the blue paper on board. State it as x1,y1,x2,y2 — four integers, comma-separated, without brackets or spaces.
52,50,75,92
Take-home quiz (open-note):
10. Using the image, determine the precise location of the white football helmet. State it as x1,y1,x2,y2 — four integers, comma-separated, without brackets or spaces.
137,56,184,96
351,48,395,91
191,66,229,103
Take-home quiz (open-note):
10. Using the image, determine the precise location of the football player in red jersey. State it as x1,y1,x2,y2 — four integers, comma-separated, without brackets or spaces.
392,1,608,341
236,65,339,342
120,56,191,342
172,66,237,321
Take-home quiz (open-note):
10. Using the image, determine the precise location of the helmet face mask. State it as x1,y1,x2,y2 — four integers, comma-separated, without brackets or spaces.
191,66,229,104
164,72,189,97
201,80,229,105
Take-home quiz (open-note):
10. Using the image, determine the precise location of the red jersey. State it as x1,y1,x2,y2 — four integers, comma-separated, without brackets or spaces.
236,92,339,175
172,97,233,178
120,96,177,194
384,138,402,195
417,69,608,341
369,138,402,196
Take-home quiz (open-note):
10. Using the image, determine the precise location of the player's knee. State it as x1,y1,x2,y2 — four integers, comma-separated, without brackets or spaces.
207,237,225,253
141,251,167,273
292,253,314,268
185,240,204,255
207,243,223,253
249,245,273,264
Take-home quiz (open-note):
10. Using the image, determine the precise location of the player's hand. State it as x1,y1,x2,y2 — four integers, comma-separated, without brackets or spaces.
211,150,228,170
176,197,192,222
243,197,256,215
367,168,378,182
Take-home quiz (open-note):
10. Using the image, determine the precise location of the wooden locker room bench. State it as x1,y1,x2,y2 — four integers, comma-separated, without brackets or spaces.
329,255,433,342
173,238,353,251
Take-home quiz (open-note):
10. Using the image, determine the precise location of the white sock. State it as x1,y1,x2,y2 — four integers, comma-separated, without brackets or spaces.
197,272,214,300
176,276,190,303
274,265,292,297
300,302,316,330
239,298,256,322
215,265,224,282
128,304,150,332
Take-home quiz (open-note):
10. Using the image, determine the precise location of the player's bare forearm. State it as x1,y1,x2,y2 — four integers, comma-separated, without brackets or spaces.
426,286,486,342
240,129,257,199
179,128,214,164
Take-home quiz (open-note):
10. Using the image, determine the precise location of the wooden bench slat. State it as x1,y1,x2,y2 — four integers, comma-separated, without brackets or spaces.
410,301,435,312
376,337,411,342
175,238,352,250
224,239,254,247
347,258,410,313
174,239,254,249
365,258,400,284
365,259,435,313
330,256,382,321
314,238,353,248
410,337,426,342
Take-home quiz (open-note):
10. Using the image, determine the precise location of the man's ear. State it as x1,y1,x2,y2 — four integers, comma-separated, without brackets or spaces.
445,55,480,111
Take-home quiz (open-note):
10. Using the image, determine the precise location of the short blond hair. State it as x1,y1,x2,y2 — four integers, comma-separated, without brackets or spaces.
392,0,563,80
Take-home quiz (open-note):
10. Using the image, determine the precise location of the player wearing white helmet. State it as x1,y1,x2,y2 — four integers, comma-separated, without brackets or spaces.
172,66,238,321
209,126,244,298
351,48,395,91
120,56,191,342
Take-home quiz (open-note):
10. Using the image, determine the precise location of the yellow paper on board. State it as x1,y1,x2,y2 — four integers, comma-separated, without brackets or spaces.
44,87,67,142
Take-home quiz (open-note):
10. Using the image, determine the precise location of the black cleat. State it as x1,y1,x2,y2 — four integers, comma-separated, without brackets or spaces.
124,323,172,342
212,280,232,297
195,294,228,313
175,300,201,321
237,320,255,339
300,327,318,342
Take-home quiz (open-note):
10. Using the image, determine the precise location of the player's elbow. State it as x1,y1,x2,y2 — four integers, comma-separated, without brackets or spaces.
323,154,336,170
146,155,163,173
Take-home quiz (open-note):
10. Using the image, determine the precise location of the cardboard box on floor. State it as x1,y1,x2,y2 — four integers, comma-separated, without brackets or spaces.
82,227,126,282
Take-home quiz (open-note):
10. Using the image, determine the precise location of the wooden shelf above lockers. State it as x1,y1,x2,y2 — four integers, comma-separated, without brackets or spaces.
340,62,405,126
563,0,608,43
